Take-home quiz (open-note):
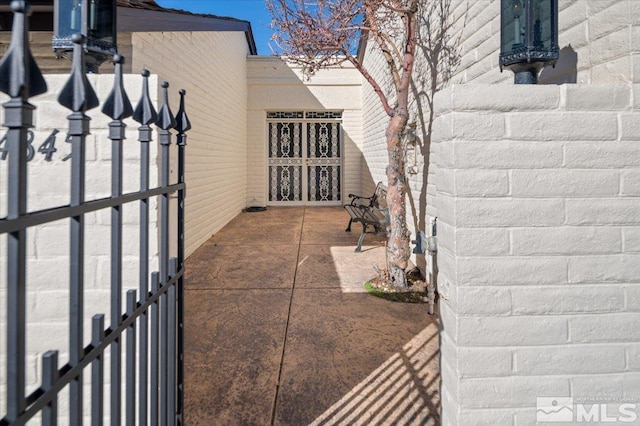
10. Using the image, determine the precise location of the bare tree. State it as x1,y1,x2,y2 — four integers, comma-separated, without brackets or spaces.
267,0,420,289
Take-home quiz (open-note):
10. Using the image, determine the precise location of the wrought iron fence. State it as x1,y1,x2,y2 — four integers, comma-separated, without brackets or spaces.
0,1,188,424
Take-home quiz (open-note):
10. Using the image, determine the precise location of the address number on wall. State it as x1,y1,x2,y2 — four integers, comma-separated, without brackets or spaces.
0,129,65,162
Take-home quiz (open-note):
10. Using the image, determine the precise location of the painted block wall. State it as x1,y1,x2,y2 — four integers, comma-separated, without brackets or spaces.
246,57,363,207
360,42,393,198
0,73,160,422
433,83,640,425
131,31,250,258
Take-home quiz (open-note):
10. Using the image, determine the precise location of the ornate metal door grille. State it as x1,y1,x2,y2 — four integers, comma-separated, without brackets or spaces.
268,112,342,204
0,3,188,425
307,122,341,202
269,122,302,202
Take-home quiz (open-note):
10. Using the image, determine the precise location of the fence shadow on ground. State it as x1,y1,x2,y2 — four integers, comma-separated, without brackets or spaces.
310,324,440,425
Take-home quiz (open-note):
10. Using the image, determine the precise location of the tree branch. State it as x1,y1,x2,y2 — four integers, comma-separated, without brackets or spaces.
365,4,401,92
344,52,394,116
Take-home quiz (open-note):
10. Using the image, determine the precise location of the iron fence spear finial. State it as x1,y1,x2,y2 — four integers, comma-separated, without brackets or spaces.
0,0,47,100
133,69,158,127
58,33,99,113
102,54,133,121
157,81,176,136
175,89,191,146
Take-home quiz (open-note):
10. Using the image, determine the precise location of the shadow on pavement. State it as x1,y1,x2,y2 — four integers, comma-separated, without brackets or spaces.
183,207,440,425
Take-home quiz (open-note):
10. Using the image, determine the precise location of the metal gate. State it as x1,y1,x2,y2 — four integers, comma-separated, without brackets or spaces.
267,111,342,205
0,3,188,425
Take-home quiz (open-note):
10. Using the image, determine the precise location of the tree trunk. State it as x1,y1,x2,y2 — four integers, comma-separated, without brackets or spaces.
385,113,411,290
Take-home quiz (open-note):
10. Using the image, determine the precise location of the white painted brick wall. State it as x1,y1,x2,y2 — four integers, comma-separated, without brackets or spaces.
455,228,510,256
566,199,640,225
433,84,640,424
510,286,625,315
460,376,571,408
569,255,640,283
132,31,249,258
361,39,393,195
511,227,622,255
511,170,620,197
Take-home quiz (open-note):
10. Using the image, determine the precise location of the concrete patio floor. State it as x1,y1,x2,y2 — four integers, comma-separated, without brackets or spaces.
183,206,440,425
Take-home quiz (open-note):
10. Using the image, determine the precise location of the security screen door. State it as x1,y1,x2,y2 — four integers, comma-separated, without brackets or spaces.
268,111,342,205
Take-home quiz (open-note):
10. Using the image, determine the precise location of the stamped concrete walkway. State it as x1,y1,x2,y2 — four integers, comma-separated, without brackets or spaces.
183,207,440,425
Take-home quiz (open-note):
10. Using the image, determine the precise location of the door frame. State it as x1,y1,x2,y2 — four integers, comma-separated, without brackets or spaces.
265,111,344,207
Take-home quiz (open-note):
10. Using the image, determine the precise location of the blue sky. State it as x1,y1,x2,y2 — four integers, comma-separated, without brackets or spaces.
155,0,276,55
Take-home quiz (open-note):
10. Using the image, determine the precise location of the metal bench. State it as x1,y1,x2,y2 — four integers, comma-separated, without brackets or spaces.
344,182,388,252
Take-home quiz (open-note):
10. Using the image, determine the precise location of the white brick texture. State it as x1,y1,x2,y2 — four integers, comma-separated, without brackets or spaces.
511,170,620,197
132,32,250,258
459,376,570,409
457,316,569,346
511,286,626,315
432,84,640,424
570,314,640,343
629,345,640,370
511,227,622,255
455,228,510,256
457,257,568,286
514,345,626,374
566,200,640,225
458,347,513,377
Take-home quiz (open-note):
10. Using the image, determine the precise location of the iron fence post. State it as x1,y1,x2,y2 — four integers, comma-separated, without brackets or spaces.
41,351,59,426
0,1,46,422
133,68,158,426
156,81,175,284
168,257,178,424
149,272,161,426
156,81,176,426
91,315,106,426
58,32,100,426
102,53,134,426
175,89,190,425
125,290,138,426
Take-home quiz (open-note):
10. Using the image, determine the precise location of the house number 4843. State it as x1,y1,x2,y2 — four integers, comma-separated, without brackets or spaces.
0,129,60,162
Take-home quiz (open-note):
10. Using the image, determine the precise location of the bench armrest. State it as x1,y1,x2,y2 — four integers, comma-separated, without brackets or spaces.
347,194,374,206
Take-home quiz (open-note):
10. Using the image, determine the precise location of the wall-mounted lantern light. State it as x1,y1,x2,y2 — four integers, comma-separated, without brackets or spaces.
52,0,117,73
499,0,559,84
